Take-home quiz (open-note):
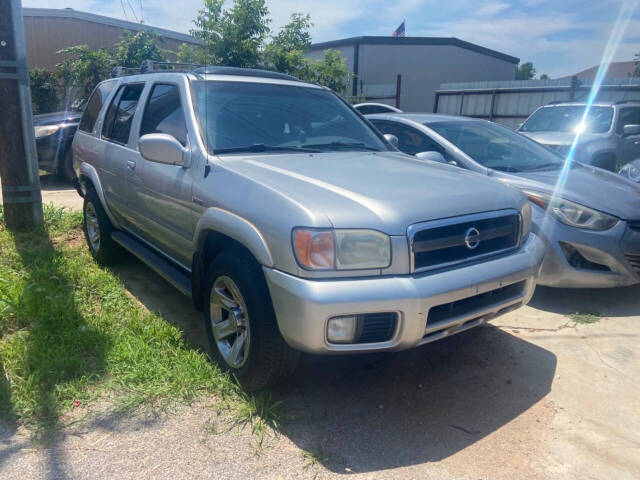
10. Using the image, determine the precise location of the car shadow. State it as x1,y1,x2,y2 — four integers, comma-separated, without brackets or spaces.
115,258,557,474
530,284,640,317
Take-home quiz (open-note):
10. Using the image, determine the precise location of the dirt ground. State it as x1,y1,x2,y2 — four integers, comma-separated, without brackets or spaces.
1,180,639,479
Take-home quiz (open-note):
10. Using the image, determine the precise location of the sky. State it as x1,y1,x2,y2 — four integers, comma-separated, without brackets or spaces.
24,0,640,78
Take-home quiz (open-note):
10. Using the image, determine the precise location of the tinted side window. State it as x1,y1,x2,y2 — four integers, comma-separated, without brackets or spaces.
79,81,115,133
617,107,640,133
102,83,144,145
140,84,187,146
372,120,444,155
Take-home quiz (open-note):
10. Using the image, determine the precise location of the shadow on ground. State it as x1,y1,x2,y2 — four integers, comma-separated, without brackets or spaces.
530,284,640,317
38,174,74,192
116,259,558,474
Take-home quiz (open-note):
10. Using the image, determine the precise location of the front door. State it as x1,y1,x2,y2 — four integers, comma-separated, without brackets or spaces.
126,82,195,268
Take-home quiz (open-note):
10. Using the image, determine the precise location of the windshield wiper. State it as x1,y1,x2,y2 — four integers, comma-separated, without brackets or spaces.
300,141,382,152
214,144,321,154
526,163,563,171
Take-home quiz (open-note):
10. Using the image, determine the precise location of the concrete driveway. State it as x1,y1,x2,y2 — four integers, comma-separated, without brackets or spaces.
1,180,639,479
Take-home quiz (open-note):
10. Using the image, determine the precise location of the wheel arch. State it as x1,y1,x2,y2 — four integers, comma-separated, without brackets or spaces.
191,208,274,311
78,162,121,228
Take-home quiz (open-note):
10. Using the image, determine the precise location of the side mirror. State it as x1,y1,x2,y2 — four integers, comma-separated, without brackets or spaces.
384,133,399,147
139,133,189,167
623,124,640,136
415,151,447,163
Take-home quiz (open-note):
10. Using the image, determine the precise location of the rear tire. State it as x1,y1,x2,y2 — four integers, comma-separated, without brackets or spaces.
83,188,119,265
204,249,299,391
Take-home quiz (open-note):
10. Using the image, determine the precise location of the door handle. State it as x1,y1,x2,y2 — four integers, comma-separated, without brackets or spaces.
126,160,136,171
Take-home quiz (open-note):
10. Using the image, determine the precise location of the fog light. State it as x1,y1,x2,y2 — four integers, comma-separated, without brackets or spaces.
327,316,358,344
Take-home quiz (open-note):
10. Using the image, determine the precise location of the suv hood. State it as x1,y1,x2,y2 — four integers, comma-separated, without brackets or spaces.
221,151,524,235
491,164,640,220
519,131,602,146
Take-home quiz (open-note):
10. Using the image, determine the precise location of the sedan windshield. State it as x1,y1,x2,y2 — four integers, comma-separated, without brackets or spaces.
520,106,613,134
191,81,388,154
427,120,564,172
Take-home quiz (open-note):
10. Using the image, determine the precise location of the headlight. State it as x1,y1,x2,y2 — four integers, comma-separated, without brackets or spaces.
34,125,60,138
525,191,618,231
520,202,532,240
619,161,640,183
293,228,391,270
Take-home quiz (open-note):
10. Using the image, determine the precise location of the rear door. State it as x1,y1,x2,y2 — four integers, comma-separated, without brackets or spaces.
617,107,640,167
99,82,145,225
126,81,195,268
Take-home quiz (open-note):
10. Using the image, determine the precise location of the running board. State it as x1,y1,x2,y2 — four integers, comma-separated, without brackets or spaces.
111,231,192,298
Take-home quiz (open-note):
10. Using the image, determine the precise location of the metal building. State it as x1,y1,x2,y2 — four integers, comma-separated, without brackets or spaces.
307,36,519,112
434,77,640,129
22,8,200,70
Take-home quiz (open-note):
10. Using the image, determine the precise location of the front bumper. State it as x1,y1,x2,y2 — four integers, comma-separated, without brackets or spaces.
533,205,640,288
264,233,544,354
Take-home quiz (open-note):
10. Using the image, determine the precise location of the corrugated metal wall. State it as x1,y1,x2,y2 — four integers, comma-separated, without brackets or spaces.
435,77,640,129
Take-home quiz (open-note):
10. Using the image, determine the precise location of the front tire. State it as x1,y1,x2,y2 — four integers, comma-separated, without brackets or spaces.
204,249,299,390
57,149,75,182
83,188,119,265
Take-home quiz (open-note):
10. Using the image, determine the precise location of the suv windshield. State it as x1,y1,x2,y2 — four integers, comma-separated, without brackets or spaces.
191,81,388,154
520,105,613,134
427,120,564,172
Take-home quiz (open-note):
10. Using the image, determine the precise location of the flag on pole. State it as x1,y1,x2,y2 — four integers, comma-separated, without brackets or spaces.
392,20,405,37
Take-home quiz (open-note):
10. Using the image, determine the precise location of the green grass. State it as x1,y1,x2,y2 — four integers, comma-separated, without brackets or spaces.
567,311,601,324
232,390,289,448
0,204,240,440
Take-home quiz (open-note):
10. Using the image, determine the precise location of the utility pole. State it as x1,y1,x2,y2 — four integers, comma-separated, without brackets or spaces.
0,0,43,230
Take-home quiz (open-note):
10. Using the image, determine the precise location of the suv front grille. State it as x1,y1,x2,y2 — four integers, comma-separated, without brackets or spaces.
410,210,521,273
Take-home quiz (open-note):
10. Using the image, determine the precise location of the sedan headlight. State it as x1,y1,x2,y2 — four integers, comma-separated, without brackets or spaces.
293,228,391,270
34,125,60,138
619,160,640,183
525,191,618,231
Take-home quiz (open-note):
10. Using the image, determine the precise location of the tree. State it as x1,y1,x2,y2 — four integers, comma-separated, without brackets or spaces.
176,43,200,64
539,73,550,80
262,13,312,77
29,68,59,114
56,45,113,107
304,49,351,93
113,29,168,68
271,13,311,51
515,61,536,80
191,0,270,67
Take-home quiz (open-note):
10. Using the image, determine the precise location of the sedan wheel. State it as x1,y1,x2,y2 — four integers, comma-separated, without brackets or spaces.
210,275,251,369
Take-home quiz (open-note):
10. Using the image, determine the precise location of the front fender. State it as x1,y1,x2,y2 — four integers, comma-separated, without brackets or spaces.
194,207,274,267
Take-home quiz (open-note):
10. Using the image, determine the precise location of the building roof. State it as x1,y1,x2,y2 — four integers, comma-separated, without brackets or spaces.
563,61,636,80
22,7,201,45
309,36,519,64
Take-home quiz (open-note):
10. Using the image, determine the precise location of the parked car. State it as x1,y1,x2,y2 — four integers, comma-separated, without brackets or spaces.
353,102,402,115
33,110,82,180
72,66,544,390
368,113,640,288
619,158,640,182
517,101,640,172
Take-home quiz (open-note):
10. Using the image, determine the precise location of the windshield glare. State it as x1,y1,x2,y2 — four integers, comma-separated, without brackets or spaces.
520,106,613,134
191,81,388,154
427,121,564,172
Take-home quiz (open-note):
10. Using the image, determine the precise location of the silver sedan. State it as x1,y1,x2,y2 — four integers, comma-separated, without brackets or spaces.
367,113,640,288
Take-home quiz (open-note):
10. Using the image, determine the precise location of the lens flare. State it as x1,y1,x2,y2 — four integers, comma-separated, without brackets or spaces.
540,0,638,231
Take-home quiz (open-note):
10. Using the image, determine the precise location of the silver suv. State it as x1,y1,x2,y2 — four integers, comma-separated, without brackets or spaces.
519,101,640,171
72,66,544,390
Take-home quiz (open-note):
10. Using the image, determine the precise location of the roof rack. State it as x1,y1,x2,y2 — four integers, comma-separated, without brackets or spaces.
546,100,572,105
110,60,302,82
192,66,300,81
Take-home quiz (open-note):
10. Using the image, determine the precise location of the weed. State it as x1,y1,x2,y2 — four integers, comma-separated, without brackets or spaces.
567,312,601,324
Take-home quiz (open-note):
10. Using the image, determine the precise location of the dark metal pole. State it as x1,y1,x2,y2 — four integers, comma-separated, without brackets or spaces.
489,90,497,121
0,0,43,230
395,74,402,109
